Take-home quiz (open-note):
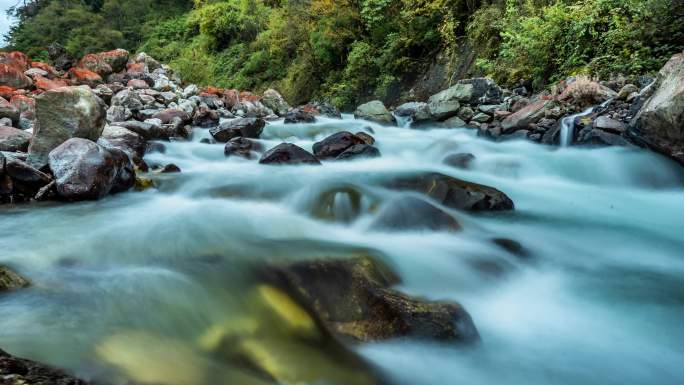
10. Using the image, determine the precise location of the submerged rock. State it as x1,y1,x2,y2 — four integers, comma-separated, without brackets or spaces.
443,153,476,169
354,101,396,125
48,138,135,200
224,137,261,159
27,86,107,169
383,172,514,211
336,144,381,160
0,348,89,385
371,196,461,232
0,266,29,292
259,143,321,165
261,256,479,342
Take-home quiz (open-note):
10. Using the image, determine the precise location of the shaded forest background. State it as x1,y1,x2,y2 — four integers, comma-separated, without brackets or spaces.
4,0,684,108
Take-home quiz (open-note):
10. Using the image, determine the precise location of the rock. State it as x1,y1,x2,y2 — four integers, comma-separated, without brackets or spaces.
0,63,32,89
106,105,131,123
47,42,74,71
355,132,375,145
99,126,146,158
68,67,103,87
336,144,381,160
158,163,181,173
499,129,530,141
77,53,113,76
116,120,165,140
372,196,461,232
0,266,30,291
0,118,11,126
0,97,20,126
439,116,468,128
261,89,290,116
354,100,396,125
502,100,557,133
259,143,321,165
427,85,466,120
383,172,514,212
284,108,317,124
594,116,626,133
457,78,503,104
1,153,52,200
577,129,633,147
27,86,107,169
182,84,199,98
98,49,129,73
261,256,479,342
133,52,161,71
192,105,220,128
0,348,90,384
24,68,48,78
313,131,366,159
630,52,684,165
48,138,135,200
151,108,191,124
224,137,261,159
111,89,144,112
471,112,491,124
210,118,265,142
127,79,149,89
443,153,475,169
306,101,343,119
0,126,31,152
394,102,432,123
617,84,639,100
457,106,474,121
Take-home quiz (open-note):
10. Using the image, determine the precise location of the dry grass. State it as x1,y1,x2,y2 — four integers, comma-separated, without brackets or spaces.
559,75,607,107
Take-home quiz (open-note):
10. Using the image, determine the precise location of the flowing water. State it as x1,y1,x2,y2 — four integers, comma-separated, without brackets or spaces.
559,99,613,147
1,115,684,385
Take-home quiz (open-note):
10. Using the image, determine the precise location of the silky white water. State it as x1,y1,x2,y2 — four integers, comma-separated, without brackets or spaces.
1,115,683,384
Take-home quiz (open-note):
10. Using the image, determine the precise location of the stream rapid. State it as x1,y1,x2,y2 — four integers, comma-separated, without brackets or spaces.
1,115,684,385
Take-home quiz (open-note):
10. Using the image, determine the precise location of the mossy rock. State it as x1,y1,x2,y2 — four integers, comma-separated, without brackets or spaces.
0,266,29,292
260,256,479,343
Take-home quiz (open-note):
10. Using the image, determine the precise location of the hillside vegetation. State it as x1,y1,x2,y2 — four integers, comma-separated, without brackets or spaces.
5,0,684,108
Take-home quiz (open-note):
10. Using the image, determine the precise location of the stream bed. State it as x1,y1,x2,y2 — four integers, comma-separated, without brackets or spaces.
2,115,684,385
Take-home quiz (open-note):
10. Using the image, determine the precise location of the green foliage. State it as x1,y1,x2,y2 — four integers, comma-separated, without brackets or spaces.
6,0,683,106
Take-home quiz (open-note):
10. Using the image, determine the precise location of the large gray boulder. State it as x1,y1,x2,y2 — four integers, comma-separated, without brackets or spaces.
354,100,396,125
261,89,290,116
48,138,135,200
394,102,432,124
427,84,471,120
630,52,684,165
27,86,106,169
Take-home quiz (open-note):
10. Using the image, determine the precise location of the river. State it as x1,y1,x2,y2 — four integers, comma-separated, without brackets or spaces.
1,115,684,385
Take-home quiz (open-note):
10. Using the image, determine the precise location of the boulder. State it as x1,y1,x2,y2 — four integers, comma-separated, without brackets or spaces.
0,348,89,384
284,108,316,124
116,120,165,140
0,51,29,72
471,112,491,124
354,100,396,125
151,108,191,124
259,143,321,165
192,105,220,128
33,74,68,91
127,79,149,89
336,144,381,161
0,266,29,291
305,101,342,119
77,53,113,76
501,100,557,133
427,84,473,120
111,89,144,112
0,97,20,126
617,84,639,100
98,126,146,157
210,118,265,142
0,63,32,89
312,131,366,159
261,89,290,116
577,129,633,147
355,132,375,145
372,196,461,232
457,106,475,121
0,126,31,152
224,137,261,159
106,105,131,123
48,138,135,200
438,116,467,129
98,49,129,73
1,154,52,199
68,67,103,87
593,116,626,133
382,172,514,212
457,78,503,104
261,256,479,342
394,102,432,123
47,43,74,71
630,52,684,165
27,86,107,169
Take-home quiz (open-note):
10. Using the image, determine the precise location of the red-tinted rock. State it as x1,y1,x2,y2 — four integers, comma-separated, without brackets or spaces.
0,86,15,100
68,67,103,87
223,89,240,109
33,74,69,91
0,64,32,89
126,62,147,74
98,49,129,73
30,61,58,76
78,54,113,76
204,86,223,95
0,51,29,72
10,95,35,120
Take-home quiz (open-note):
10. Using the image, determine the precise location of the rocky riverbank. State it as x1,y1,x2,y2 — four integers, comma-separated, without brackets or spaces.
0,46,683,384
